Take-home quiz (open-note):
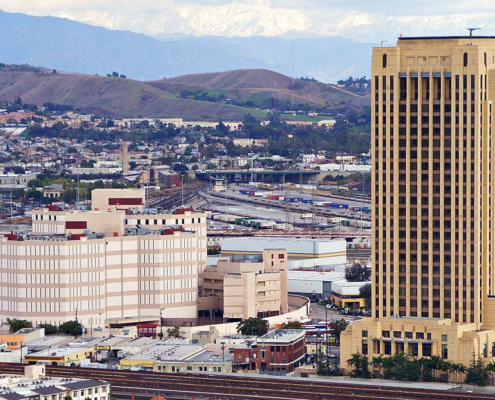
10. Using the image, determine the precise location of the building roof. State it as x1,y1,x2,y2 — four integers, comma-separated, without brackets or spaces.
26,347,86,358
124,342,203,362
32,387,65,396
0,393,28,400
288,270,345,282
26,336,72,350
258,329,305,343
63,380,107,390
399,36,495,41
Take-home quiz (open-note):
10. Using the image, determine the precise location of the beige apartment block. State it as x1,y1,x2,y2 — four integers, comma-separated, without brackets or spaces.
341,36,495,371
0,205,207,328
124,210,207,273
200,249,288,320
91,188,145,211
32,208,126,236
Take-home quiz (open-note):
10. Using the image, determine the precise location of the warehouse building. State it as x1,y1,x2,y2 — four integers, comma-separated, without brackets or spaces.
220,237,347,269
287,270,346,301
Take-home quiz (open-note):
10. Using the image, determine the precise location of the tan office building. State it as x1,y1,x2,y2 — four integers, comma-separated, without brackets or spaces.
200,249,288,320
341,36,495,370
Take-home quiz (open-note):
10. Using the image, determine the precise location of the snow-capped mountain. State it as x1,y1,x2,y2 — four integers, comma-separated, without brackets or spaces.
35,2,495,43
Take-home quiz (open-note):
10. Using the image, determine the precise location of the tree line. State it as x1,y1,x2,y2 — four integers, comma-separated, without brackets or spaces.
347,352,494,386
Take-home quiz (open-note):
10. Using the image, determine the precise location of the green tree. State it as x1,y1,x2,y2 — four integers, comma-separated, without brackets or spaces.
167,327,181,338
237,317,269,336
359,283,372,308
345,262,371,282
64,395,72,400
486,360,495,385
371,355,384,378
5,318,32,333
329,319,349,343
58,320,84,336
281,321,303,329
465,359,488,386
347,353,371,379
38,323,58,335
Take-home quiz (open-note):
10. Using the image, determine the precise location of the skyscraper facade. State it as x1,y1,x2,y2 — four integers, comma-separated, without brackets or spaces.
341,36,495,370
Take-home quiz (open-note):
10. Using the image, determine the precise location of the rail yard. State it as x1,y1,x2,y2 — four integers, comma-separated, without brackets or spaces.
0,363,491,400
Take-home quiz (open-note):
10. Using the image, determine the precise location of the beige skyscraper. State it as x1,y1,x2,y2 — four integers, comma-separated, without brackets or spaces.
341,36,495,370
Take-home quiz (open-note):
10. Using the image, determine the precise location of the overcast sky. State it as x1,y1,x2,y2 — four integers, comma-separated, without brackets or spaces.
1,0,493,17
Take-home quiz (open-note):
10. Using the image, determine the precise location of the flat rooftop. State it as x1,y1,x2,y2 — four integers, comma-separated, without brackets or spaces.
288,270,345,281
0,373,108,400
399,36,495,40
26,347,85,358
258,329,305,343
124,341,203,362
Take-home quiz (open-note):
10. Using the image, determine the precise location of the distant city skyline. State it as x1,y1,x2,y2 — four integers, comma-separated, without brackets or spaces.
3,1,495,42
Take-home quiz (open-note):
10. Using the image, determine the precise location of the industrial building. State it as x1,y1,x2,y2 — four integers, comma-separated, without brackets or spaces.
287,270,346,301
220,237,347,269
341,36,495,371
119,340,232,373
331,280,368,309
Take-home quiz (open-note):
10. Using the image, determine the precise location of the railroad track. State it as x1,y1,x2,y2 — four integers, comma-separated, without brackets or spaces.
209,192,371,223
146,184,206,210
0,363,492,400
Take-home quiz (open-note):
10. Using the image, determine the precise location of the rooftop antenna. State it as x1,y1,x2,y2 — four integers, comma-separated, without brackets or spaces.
468,28,481,36
380,40,388,47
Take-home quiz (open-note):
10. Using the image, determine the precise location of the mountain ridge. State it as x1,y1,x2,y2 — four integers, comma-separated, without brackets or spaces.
0,9,372,82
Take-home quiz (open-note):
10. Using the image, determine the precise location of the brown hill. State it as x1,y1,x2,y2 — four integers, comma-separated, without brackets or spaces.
0,68,266,121
149,69,369,108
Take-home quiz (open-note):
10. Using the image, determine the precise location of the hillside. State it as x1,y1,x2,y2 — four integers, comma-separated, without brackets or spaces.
0,67,267,121
150,69,370,109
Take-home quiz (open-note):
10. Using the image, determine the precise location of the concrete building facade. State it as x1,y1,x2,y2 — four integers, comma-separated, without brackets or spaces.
200,249,288,320
341,36,495,371
0,204,207,328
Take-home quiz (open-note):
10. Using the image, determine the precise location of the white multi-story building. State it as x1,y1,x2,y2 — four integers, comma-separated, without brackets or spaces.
0,365,110,400
1,201,207,328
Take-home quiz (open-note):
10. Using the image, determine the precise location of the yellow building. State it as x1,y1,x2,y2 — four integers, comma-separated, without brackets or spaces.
25,347,93,366
341,36,495,371
331,280,368,308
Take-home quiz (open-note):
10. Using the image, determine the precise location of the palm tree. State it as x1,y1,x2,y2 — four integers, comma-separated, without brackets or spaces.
428,355,444,382
347,353,370,378
485,360,495,386
371,355,384,378
441,361,454,383
452,363,467,383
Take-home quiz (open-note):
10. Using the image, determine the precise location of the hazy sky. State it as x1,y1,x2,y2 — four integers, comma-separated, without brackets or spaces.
1,0,492,17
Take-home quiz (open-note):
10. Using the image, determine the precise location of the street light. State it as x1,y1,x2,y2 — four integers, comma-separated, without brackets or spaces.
325,304,332,365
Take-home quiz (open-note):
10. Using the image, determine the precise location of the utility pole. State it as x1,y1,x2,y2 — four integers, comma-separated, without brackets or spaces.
76,175,80,209
159,308,164,339
75,307,78,339
181,175,184,206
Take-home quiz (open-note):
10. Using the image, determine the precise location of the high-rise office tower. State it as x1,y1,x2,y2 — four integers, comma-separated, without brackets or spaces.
341,36,495,370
